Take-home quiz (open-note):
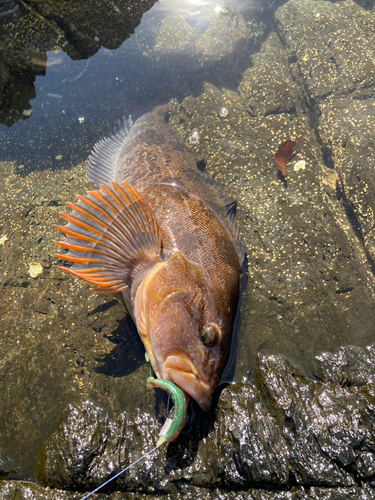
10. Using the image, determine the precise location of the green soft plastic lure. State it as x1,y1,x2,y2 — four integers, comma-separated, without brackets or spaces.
145,353,187,445
79,359,188,500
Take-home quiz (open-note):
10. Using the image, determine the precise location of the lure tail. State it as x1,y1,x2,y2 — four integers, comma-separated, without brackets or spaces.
145,353,187,445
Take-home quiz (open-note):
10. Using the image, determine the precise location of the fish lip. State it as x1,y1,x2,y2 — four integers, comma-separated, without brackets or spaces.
163,354,212,412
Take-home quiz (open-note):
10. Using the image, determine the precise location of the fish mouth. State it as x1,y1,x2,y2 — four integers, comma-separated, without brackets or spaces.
163,354,212,412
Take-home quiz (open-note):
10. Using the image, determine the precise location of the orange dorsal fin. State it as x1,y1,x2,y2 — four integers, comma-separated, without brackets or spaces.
54,181,161,293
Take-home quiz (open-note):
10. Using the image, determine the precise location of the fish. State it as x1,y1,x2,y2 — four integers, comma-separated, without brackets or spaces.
54,104,243,412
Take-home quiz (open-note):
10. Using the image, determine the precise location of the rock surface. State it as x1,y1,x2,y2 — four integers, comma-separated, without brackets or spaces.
275,0,375,100
1,481,375,499
0,162,152,480
32,344,375,495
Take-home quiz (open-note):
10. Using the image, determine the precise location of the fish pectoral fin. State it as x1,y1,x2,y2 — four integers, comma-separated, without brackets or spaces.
201,171,237,217
201,171,244,265
54,181,161,293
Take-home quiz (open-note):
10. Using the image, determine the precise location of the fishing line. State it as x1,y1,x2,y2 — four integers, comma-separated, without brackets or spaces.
80,444,160,500
80,361,186,499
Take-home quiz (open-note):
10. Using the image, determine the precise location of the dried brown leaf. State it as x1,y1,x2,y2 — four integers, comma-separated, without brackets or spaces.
274,140,297,177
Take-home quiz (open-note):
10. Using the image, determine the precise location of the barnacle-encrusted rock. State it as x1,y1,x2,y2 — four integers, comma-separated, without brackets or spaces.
275,0,375,100
239,32,300,117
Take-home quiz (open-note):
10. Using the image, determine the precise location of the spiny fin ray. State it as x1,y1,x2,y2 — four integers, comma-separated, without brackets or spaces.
86,117,133,186
54,181,161,293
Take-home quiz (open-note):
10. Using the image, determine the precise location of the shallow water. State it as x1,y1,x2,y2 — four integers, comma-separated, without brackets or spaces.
0,0,269,171
1,0,375,483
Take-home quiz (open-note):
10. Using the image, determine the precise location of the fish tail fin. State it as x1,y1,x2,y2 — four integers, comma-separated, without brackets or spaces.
54,181,161,293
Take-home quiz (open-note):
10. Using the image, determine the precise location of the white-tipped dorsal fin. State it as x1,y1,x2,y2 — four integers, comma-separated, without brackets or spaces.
86,117,133,187
54,181,161,293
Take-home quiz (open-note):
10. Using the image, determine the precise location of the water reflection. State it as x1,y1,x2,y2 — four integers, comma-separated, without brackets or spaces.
0,0,266,170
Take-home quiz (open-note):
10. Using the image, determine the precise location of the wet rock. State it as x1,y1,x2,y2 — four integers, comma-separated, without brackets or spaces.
36,400,219,494
0,162,152,480
315,344,375,388
1,483,375,500
36,401,162,492
168,77,375,377
275,0,375,101
357,452,375,484
0,481,75,500
0,0,157,125
195,7,263,65
238,32,300,117
318,97,375,264
34,343,375,496
216,383,290,489
259,357,356,485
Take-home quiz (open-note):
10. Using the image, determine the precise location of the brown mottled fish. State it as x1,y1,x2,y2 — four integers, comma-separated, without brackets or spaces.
54,105,243,412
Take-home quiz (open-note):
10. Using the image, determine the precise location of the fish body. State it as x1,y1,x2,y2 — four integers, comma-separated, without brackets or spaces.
55,105,243,412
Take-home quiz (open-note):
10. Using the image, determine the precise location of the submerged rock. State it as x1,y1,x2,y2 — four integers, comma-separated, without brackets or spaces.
238,32,299,117
275,0,375,101
0,0,157,126
194,6,262,65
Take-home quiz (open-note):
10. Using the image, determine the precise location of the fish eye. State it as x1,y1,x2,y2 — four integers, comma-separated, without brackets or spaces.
201,323,221,347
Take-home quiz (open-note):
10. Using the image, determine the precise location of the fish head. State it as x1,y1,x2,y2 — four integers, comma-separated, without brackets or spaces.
134,253,238,412
54,180,240,412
